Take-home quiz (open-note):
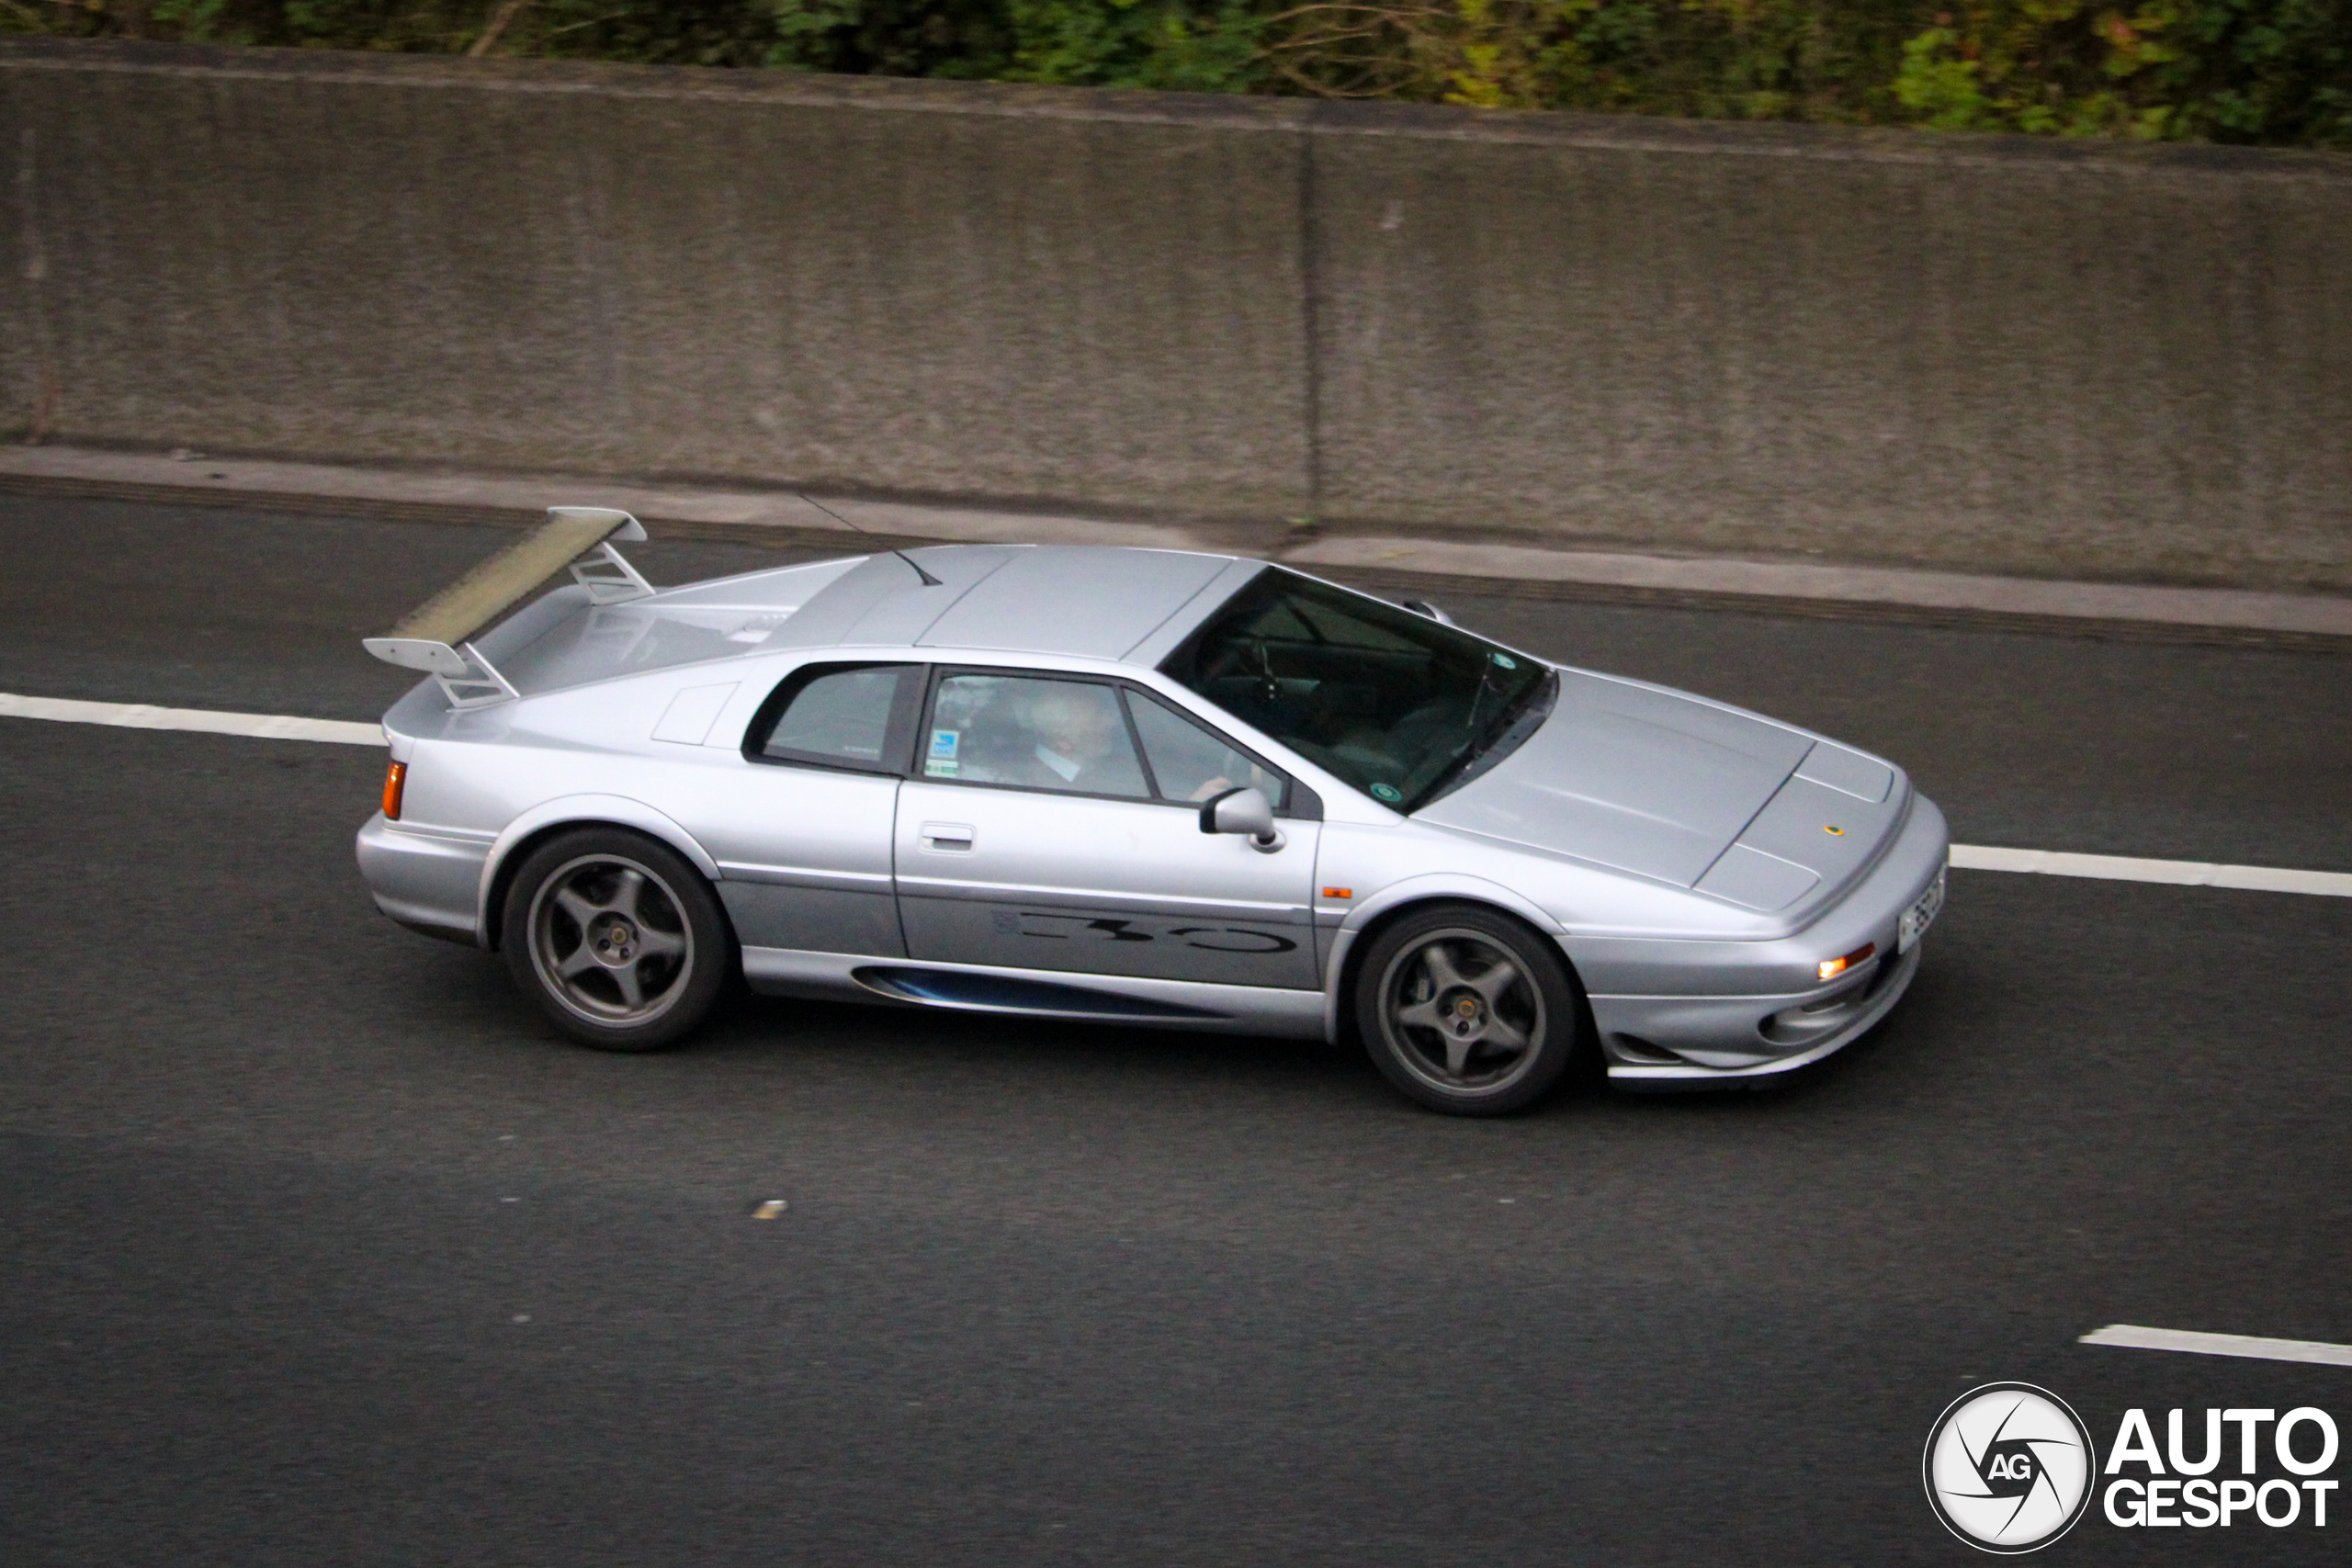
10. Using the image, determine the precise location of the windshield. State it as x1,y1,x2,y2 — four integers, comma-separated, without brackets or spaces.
1160,569,1554,811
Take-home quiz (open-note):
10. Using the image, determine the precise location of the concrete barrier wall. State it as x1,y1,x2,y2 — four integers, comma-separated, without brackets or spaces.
0,43,1316,518
4,39,2347,590
1309,110,2352,589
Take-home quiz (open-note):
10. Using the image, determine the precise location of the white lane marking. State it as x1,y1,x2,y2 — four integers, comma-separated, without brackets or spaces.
1951,843,2352,897
4,693,2349,898
0,691,384,746
2081,1325,2352,1368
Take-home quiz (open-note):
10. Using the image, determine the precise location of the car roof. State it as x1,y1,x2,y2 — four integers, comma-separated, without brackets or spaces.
918,546,1247,659
696,544,1260,661
481,544,1267,697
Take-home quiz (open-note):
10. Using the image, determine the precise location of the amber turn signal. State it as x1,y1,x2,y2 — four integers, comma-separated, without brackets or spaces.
1817,942,1875,983
381,760,407,821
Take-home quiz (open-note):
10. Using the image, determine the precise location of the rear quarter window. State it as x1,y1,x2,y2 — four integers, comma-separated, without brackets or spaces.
745,662,922,773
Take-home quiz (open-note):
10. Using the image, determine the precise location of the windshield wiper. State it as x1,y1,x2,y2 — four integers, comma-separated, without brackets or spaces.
1464,649,1503,736
1408,669,1559,811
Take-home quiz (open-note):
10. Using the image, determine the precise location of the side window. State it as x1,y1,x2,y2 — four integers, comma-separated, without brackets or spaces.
1128,693,1288,807
748,663,920,772
924,674,1148,799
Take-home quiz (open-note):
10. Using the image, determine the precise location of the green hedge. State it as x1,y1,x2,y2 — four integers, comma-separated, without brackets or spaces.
10,1,2346,144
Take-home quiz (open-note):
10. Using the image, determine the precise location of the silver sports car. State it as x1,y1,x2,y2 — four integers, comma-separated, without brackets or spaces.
357,508,1948,1115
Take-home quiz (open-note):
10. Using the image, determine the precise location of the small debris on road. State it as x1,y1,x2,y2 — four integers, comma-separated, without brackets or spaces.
752,1200,789,1220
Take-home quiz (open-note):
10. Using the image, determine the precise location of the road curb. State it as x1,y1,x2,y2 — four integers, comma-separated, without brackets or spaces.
6,449,2347,653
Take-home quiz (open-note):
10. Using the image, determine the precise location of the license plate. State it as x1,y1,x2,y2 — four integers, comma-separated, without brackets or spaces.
1899,867,1947,953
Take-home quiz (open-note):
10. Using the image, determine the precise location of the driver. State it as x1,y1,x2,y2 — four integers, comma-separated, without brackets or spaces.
1023,682,1134,794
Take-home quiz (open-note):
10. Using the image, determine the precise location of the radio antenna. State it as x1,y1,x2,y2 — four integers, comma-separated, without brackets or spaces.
796,492,942,586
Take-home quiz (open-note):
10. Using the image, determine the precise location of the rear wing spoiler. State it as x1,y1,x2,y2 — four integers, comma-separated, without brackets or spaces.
363,505,652,708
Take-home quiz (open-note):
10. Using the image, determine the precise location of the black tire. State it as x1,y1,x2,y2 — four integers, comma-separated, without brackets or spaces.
499,827,732,1053
1353,903,1585,1115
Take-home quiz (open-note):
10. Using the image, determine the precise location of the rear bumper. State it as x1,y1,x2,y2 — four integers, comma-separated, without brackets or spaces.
355,813,491,945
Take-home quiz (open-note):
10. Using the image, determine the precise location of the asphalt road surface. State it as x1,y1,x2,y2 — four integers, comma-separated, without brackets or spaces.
4,493,2347,1566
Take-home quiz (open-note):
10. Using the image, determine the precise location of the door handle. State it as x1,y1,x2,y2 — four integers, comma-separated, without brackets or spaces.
920,822,976,853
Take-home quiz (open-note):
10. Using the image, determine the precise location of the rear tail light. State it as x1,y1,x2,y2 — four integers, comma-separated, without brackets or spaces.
381,760,408,820
1817,942,1875,983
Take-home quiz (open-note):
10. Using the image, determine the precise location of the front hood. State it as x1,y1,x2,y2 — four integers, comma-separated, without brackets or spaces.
1416,670,1816,886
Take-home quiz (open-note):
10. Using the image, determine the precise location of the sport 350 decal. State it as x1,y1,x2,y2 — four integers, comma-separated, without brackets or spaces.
989,908,1300,955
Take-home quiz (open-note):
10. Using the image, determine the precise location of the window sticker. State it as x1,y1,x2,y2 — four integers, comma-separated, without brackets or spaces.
1492,653,1518,670
929,728,960,759
1371,782,1403,803
924,758,961,777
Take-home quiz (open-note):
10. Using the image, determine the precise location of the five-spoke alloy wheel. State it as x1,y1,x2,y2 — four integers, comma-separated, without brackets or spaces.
501,828,730,1052
1354,904,1584,1115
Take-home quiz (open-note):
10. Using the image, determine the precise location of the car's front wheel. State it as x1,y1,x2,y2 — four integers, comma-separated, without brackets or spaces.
1354,904,1584,1115
501,828,730,1052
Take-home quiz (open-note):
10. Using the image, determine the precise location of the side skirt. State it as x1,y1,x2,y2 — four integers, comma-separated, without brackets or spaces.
739,946,1328,1040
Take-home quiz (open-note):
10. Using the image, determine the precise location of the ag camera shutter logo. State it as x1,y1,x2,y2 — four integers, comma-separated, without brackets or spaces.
1923,1383,2097,1552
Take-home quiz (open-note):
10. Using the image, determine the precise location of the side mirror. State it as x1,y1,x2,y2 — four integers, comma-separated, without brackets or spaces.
1399,599,1454,626
1199,786,1284,852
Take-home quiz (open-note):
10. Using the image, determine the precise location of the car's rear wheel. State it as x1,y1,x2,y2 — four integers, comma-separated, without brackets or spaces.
501,828,729,1052
1355,904,1583,1115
